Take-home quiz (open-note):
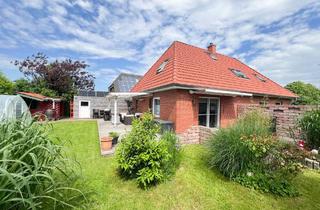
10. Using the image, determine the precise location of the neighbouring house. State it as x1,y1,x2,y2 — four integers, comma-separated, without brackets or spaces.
17,92,64,120
131,41,297,143
108,73,142,92
73,73,141,119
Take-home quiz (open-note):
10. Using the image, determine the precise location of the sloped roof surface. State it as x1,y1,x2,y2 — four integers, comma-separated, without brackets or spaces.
17,92,47,101
131,41,296,98
17,92,61,101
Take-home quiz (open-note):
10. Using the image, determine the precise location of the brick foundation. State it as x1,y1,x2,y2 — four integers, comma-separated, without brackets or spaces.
178,125,217,144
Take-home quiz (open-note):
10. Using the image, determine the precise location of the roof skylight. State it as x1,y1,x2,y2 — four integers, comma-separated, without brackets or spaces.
156,59,169,74
230,69,249,79
254,74,266,82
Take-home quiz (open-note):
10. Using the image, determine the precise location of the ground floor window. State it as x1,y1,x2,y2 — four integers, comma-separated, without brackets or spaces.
152,97,160,117
198,97,220,128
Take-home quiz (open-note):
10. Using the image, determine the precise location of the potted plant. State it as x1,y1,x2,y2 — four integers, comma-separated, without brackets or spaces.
101,136,112,150
109,132,120,146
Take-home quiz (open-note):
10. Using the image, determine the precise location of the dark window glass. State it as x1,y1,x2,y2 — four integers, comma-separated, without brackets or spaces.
209,99,218,115
230,69,249,79
254,74,266,82
156,59,169,74
199,100,207,115
209,114,217,127
81,101,89,106
29,101,38,109
198,115,207,126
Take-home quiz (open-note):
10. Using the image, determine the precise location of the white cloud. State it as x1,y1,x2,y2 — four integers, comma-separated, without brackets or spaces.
249,29,320,86
22,0,44,9
73,0,93,11
1,0,320,88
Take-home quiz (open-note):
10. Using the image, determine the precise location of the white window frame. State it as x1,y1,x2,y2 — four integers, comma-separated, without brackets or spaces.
198,97,220,128
152,97,160,118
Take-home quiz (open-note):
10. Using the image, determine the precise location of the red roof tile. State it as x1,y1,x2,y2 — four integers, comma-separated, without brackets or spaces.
131,41,296,98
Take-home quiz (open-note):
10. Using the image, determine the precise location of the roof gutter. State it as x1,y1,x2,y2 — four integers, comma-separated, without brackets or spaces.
190,88,253,97
141,84,295,99
106,92,150,98
145,85,196,93
144,85,252,97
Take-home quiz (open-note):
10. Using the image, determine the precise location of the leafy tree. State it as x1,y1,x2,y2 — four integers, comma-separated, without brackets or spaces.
14,53,95,100
0,72,14,94
285,81,320,105
14,78,57,97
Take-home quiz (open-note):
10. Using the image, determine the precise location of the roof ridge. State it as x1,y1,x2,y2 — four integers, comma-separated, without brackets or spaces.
118,72,142,77
174,40,207,51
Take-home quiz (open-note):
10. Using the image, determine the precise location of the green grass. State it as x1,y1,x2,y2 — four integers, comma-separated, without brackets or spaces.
50,121,320,210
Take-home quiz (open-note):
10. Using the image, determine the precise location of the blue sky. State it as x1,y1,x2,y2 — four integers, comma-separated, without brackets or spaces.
0,0,319,91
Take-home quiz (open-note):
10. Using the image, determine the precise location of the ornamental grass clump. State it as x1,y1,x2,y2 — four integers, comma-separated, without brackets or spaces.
0,118,86,210
116,113,180,189
208,110,305,196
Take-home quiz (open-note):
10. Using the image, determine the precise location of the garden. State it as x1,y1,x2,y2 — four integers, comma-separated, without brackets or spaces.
1,111,320,209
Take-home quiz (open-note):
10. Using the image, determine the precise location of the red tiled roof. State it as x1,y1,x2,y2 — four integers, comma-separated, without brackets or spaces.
17,92,61,101
131,41,297,98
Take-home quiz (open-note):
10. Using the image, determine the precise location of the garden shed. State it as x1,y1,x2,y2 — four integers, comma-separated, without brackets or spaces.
17,92,64,120
0,95,30,121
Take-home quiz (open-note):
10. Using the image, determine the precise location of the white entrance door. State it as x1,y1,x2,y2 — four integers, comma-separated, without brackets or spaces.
79,100,90,118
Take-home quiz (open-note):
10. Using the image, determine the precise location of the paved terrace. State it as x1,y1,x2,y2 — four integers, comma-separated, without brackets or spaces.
97,119,131,156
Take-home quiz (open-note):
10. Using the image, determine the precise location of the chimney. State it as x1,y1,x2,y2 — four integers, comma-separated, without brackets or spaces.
207,43,216,54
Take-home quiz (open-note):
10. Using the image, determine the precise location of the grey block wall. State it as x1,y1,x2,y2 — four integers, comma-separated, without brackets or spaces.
73,96,128,119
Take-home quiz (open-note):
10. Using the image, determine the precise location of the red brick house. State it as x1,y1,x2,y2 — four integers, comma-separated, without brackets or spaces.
131,41,297,143
17,92,64,120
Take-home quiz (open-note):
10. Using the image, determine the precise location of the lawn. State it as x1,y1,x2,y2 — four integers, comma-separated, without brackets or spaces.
50,121,320,210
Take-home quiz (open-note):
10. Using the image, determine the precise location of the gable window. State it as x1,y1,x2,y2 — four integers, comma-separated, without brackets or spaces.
156,59,169,74
198,98,220,128
254,74,266,82
152,97,160,117
230,69,249,79
275,101,283,105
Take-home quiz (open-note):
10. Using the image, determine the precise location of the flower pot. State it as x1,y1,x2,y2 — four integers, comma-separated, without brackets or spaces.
101,137,112,150
112,136,119,146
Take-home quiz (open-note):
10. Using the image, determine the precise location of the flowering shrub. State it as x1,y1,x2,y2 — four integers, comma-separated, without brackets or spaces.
208,110,305,196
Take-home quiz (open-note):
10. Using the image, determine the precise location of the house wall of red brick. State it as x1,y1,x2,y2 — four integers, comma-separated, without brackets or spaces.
133,89,292,134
